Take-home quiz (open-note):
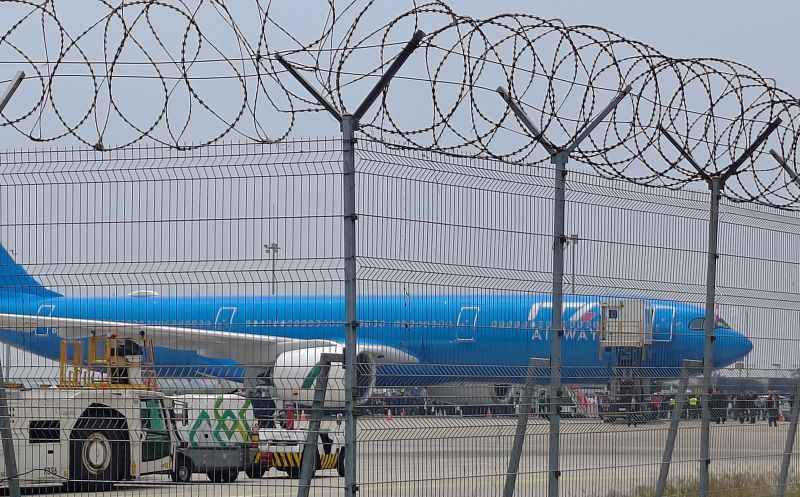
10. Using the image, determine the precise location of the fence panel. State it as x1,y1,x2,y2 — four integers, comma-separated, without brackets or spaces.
0,140,795,496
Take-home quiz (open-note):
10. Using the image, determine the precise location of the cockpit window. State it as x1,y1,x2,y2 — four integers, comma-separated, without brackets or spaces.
688,317,731,330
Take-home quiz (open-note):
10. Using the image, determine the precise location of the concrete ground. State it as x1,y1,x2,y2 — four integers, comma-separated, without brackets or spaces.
50,417,796,497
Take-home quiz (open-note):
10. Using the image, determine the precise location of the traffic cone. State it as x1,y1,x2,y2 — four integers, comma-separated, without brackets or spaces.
300,410,309,421
387,409,393,421
485,407,493,419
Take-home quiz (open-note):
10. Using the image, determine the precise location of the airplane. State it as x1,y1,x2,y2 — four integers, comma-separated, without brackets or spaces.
0,243,752,407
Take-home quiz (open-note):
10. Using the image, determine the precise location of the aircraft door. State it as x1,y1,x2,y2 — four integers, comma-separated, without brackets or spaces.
650,306,675,342
214,306,237,331
34,304,55,336
455,306,479,342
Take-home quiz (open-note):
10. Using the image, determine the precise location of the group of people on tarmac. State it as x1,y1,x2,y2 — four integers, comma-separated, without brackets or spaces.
597,390,789,425
731,391,784,426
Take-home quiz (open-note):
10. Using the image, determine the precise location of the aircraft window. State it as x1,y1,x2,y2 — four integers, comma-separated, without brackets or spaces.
688,317,731,330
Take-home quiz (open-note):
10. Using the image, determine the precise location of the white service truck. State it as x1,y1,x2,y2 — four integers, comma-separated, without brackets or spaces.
170,393,267,482
0,386,178,491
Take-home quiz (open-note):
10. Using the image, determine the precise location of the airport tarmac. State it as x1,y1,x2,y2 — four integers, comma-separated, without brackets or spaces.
55,417,794,497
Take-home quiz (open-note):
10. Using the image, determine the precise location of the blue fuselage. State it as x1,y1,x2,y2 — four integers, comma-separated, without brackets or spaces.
0,293,753,386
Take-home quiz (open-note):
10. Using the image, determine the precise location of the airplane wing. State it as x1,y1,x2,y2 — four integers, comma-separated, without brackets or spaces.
0,313,418,367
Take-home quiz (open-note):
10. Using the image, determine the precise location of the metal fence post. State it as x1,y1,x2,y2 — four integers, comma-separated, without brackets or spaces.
771,148,800,497
697,176,722,494
504,357,549,497
0,356,19,497
340,114,359,497
497,84,630,497
659,119,781,497
297,353,343,497
776,373,800,497
655,359,703,497
0,70,26,497
276,31,424,497
547,151,568,497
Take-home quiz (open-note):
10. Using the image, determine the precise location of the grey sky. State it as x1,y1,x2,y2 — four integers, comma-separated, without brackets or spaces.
461,1,800,94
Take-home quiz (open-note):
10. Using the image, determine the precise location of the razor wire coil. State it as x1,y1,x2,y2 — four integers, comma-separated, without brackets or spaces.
0,1,798,207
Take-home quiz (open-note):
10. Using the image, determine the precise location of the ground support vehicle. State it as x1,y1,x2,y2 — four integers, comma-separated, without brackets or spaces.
0,335,182,491
260,427,344,479
169,394,268,482
0,386,178,491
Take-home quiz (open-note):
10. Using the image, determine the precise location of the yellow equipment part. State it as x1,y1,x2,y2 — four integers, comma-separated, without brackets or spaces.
272,451,339,470
319,453,338,470
58,335,158,389
272,451,302,468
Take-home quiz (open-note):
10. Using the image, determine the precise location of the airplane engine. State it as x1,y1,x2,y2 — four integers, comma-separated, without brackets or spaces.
425,382,517,406
271,346,376,408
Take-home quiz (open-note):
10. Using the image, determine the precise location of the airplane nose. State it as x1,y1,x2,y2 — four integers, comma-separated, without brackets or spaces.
712,327,753,368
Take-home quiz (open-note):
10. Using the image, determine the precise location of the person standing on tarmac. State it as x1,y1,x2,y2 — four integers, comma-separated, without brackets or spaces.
711,390,720,423
597,392,605,419
627,395,639,427
767,392,780,427
688,394,699,419
735,392,746,422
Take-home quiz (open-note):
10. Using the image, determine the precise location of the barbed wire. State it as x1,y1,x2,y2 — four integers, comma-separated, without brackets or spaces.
0,1,798,207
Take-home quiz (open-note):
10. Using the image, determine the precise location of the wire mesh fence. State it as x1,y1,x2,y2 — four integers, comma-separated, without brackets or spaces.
0,138,795,496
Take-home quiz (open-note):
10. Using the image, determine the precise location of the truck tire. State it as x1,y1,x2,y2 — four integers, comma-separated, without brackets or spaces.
207,468,239,483
69,427,127,491
245,465,266,479
171,455,193,483
68,408,129,491
337,448,345,477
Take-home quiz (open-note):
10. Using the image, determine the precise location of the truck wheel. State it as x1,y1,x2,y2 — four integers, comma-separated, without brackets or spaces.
245,465,266,479
171,456,192,483
337,448,345,477
207,468,239,483
69,426,127,491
